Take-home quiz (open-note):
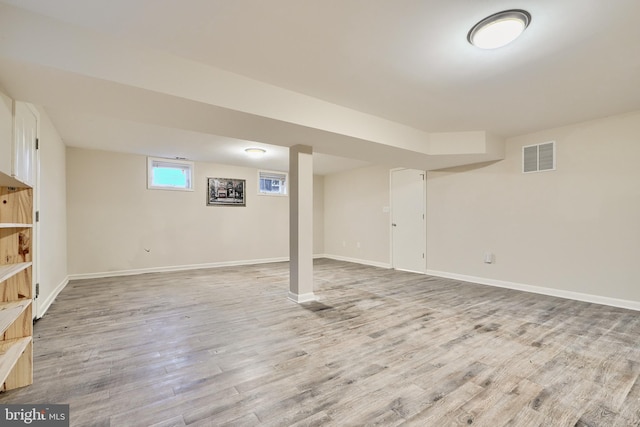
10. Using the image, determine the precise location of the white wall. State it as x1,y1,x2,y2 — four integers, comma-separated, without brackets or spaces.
35,107,68,316
313,175,324,255
323,165,391,267
427,111,640,305
67,148,325,276
321,111,640,307
63,110,640,306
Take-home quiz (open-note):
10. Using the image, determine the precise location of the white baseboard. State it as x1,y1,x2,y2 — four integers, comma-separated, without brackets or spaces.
69,255,377,280
65,256,638,312
426,269,640,312
394,267,426,274
37,276,69,319
288,291,317,304
68,257,290,280
321,254,391,269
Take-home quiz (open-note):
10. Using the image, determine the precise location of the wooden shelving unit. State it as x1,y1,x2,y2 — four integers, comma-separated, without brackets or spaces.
0,185,33,391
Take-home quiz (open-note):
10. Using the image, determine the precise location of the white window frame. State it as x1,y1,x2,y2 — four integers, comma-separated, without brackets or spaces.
147,157,194,191
258,170,288,196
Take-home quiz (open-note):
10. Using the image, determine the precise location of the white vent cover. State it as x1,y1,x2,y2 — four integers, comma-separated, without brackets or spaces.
523,141,556,173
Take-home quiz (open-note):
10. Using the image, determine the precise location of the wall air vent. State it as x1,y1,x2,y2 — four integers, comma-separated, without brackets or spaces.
523,141,555,173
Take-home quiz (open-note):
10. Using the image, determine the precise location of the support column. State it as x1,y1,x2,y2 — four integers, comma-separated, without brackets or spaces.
288,145,316,303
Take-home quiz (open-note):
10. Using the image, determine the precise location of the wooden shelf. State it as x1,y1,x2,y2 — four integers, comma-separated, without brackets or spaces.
0,263,32,283
0,187,32,225
0,108,35,391
0,174,28,189
0,337,31,388
0,300,31,336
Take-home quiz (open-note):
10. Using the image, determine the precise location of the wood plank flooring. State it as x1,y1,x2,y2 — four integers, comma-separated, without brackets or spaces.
0,259,639,426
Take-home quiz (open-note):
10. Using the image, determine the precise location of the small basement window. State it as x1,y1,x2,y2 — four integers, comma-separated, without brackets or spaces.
147,157,194,191
258,170,287,196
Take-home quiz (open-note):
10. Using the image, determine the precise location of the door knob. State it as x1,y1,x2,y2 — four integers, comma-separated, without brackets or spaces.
392,223,397,226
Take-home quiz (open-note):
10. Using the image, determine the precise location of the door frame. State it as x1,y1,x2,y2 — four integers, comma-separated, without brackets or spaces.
26,103,40,319
389,168,427,273
33,115,40,319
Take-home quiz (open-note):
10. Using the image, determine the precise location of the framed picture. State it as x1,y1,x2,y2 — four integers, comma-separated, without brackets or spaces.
207,177,246,206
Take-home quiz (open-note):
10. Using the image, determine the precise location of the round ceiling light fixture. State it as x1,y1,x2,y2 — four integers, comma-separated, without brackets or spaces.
245,147,266,156
468,9,531,49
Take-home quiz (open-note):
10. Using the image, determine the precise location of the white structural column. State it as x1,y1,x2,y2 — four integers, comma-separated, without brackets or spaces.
288,145,316,303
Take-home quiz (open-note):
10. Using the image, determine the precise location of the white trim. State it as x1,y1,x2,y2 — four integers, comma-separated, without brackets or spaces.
426,269,640,312
68,257,289,280
67,255,391,281
33,104,40,320
322,254,391,269
395,267,427,274
63,255,640,312
288,291,317,304
37,276,69,319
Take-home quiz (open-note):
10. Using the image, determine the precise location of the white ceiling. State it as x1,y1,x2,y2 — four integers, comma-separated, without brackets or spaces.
0,0,639,174
43,109,371,175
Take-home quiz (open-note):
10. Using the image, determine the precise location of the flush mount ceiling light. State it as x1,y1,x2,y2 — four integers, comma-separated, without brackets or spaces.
468,9,531,49
245,147,266,156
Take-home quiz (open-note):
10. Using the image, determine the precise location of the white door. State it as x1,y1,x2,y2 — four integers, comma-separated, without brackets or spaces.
391,168,426,273
13,102,37,187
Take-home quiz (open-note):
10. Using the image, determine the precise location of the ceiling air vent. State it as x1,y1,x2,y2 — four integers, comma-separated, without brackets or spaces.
523,141,555,173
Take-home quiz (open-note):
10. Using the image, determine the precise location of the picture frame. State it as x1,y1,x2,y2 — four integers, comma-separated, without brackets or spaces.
207,177,246,206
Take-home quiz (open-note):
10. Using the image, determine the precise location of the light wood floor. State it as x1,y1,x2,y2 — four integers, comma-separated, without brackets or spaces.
1,259,639,426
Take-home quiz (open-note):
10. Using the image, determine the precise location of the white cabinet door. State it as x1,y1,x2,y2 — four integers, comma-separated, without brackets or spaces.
0,92,13,177
13,102,38,187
